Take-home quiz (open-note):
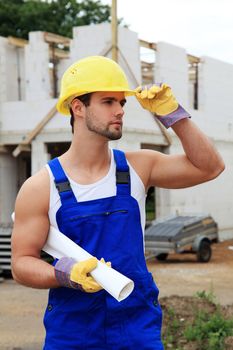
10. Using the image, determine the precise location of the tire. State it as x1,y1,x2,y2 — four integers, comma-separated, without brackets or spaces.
197,240,212,262
156,253,168,261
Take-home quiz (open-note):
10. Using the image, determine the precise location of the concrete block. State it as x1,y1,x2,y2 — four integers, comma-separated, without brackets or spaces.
25,32,51,100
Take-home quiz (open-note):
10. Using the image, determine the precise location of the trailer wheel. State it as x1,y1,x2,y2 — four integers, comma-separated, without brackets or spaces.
156,253,168,261
197,240,211,262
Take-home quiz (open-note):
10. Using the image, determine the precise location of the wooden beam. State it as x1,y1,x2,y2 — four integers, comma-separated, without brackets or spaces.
139,39,157,51
12,105,57,157
139,39,200,64
8,36,28,48
51,47,69,59
111,0,118,62
43,32,71,46
188,54,200,64
12,144,31,157
7,35,70,59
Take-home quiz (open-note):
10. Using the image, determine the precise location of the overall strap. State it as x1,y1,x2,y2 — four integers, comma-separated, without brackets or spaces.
113,149,131,195
48,158,77,206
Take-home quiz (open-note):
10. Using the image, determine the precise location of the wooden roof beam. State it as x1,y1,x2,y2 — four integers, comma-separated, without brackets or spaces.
139,39,157,51
8,36,28,48
188,54,200,64
7,35,69,59
43,32,71,47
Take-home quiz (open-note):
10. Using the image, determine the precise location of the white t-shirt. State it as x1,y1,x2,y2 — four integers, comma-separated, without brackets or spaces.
46,149,146,235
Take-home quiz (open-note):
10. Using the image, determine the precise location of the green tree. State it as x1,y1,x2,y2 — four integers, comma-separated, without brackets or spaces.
0,0,111,39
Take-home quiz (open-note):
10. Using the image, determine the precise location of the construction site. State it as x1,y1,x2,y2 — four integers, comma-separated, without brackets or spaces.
1,3,233,348
1,21,233,271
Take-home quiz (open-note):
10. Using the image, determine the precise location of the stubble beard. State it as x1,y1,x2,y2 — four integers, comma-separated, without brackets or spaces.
85,111,122,141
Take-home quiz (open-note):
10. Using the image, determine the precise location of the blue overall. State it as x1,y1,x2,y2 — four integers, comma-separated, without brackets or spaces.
43,150,163,350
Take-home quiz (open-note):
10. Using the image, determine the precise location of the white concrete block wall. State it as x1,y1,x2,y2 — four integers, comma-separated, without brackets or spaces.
117,26,141,86
31,140,50,175
0,37,8,103
199,56,233,115
25,32,51,100
6,45,21,101
56,58,72,97
198,56,233,137
18,47,26,101
156,188,171,219
0,38,26,103
1,99,58,135
5,45,18,101
0,153,18,224
154,42,189,108
71,23,111,60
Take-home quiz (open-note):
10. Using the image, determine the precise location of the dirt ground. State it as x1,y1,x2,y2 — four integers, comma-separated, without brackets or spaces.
148,238,233,306
1,239,233,350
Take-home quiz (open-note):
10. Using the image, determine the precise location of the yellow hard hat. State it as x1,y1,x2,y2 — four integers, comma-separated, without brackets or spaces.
57,55,135,115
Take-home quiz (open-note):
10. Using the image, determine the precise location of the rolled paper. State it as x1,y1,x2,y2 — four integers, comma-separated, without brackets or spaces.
43,226,134,302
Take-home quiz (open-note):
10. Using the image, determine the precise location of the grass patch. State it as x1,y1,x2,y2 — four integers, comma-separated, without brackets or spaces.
184,308,233,350
161,291,233,350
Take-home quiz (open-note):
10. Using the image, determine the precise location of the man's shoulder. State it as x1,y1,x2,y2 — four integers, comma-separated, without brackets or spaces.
23,167,49,189
125,149,161,162
17,167,50,202
14,167,50,215
124,150,163,190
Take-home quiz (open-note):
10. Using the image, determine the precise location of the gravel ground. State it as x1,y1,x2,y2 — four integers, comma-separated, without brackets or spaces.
1,239,233,349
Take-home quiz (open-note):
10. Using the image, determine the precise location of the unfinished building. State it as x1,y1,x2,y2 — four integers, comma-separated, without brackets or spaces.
0,23,233,273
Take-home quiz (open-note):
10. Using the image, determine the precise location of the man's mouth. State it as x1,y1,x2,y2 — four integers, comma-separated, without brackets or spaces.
110,121,122,126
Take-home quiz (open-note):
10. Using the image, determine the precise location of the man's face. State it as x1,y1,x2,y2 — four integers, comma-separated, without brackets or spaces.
84,92,126,140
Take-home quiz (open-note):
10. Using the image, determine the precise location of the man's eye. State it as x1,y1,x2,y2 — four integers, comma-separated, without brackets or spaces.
105,100,113,104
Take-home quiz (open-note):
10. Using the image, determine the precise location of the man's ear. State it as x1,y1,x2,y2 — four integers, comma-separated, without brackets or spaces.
70,98,86,117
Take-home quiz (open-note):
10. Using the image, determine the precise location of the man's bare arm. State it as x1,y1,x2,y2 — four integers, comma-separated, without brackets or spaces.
126,118,225,190
11,168,59,289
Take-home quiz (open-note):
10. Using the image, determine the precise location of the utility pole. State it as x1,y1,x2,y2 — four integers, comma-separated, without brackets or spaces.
111,0,118,62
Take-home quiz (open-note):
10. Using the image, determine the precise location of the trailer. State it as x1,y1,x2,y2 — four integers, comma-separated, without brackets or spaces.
145,214,218,262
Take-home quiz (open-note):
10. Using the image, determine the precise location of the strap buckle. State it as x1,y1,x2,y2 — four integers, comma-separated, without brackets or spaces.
116,171,129,184
55,181,71,193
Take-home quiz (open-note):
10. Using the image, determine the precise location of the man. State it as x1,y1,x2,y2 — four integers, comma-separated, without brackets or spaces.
11,56,224,349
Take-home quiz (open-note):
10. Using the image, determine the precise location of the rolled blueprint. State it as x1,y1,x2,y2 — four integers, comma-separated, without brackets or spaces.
43,226,134,302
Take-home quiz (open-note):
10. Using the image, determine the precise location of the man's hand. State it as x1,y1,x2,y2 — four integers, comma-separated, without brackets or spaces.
55,256,111,293
135,83,178,116
135,83,190,128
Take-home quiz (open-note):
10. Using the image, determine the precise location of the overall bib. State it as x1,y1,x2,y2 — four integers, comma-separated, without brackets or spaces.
43,150,163,350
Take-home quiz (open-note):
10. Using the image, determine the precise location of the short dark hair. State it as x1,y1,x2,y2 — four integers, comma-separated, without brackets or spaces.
69,93,92,133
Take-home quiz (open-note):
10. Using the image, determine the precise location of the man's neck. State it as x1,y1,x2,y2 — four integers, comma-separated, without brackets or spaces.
59,137,111,185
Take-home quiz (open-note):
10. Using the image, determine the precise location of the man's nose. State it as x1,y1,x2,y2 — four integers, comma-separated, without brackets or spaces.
115,103,125,118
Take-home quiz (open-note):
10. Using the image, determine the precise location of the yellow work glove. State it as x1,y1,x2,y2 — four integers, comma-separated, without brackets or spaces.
70,257,101,293
54,256,111,293
135,83,178,116
135,83,190,128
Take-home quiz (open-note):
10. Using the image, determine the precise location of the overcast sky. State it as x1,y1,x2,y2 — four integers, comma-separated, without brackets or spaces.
101,0,233,65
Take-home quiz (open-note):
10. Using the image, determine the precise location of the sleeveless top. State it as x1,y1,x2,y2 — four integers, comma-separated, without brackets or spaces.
45,148,146,235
